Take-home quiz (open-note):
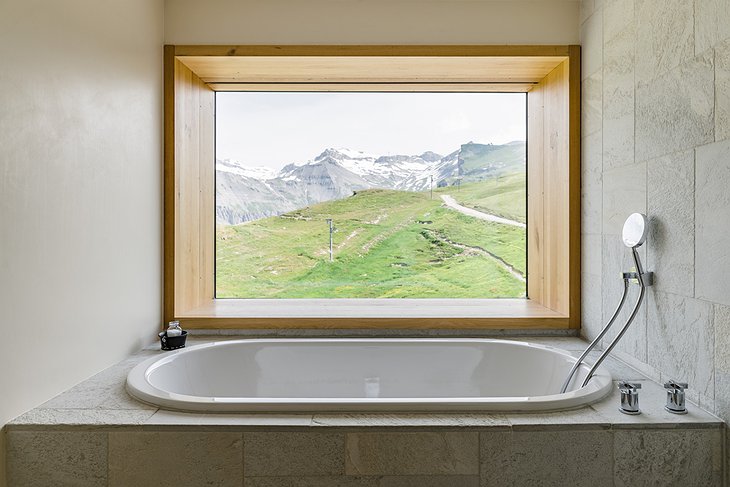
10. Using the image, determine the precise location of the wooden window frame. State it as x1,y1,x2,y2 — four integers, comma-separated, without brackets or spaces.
164,45,581,330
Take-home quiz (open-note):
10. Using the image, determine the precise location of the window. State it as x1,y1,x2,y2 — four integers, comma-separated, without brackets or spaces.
165,45,581,330
215,92,526,299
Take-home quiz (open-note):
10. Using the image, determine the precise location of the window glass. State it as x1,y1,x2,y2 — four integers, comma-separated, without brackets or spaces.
215,92,526,298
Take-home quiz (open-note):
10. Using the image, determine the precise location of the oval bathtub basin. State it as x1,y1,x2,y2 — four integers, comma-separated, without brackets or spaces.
126,339,612,413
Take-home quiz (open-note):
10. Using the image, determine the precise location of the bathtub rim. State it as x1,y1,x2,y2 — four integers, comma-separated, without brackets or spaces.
126,338,613,413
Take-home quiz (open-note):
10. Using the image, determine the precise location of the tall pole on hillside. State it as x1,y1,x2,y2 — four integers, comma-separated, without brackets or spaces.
326,219,333,262
430,175,433,199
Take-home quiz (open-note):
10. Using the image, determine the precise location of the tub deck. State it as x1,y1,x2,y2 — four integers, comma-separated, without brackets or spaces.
6,336,724,486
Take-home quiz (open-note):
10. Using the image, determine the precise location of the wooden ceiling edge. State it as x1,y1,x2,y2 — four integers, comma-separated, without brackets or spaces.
207,82,537,93
171,45,572,57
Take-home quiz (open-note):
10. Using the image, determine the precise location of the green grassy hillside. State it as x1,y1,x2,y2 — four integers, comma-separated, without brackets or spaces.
458,142,525,174
435,172,526,223
216,175,526,298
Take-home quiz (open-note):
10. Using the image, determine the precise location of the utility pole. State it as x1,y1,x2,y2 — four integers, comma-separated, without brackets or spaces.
430,175,433,199
326,219,333,262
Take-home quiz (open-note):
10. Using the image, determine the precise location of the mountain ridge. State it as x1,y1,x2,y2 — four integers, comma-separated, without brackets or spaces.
216,141,525,225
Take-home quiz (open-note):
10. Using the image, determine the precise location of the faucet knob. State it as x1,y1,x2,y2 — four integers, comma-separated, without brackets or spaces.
618,381,642,415
664,380,689,414
664,380,688,390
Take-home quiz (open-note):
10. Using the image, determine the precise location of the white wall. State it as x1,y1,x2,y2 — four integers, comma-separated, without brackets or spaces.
165,0,580,45
0,1,164,484
579,0,730,422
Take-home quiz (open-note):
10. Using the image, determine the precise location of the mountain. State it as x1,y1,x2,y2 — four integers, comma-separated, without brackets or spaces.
216,141,525,225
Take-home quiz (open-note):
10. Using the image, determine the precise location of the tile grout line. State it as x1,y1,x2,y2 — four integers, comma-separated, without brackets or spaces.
636,0,648,367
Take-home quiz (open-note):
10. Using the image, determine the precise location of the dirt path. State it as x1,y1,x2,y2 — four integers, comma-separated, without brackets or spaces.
440,195,526,229
429,232,526,283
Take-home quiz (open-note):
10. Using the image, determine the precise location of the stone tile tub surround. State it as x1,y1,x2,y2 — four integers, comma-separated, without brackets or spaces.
580,0,730,435
5,336,725,486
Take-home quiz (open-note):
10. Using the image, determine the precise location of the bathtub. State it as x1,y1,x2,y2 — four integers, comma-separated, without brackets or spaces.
126,338,612,412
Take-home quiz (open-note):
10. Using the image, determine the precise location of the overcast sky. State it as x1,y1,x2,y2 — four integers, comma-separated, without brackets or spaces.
216,92,526,169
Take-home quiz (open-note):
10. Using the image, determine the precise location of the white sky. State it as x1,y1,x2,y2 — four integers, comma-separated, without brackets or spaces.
216,92,526,169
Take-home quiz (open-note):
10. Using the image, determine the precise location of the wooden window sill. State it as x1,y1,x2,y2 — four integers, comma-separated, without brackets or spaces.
177,299,569,329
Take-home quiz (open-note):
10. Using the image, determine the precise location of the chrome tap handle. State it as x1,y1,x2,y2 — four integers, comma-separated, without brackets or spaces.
664,380,688,414
618,381,642,415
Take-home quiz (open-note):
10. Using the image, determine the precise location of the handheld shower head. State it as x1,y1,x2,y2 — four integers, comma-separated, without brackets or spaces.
622,213,648,248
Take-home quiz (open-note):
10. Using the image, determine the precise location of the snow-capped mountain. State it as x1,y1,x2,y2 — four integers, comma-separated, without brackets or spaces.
216,141,525,225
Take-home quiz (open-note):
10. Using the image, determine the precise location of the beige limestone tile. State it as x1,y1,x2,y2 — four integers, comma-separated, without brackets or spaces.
245,432,344,477
646,149,695,296
0,431,5,487
145,410,313,426
582,267,604,340
635,0,694,83
581,8,603,79
245,477,479,487
602,162,646,236
601,234,648,362
603,0,634,43
713,304,730,423
108,431,243,487
245,478,376,487
311,413,508,428
345,432,478,476
479,431,512,487
602,12,635,171
582,131,603,234
717,39,730,141
646,291,715,404
614,428,723,486
696,138,730,305
602,85,634,171
506,407,611,430
9,407,156,426
376,476,480,487
481,430,613,486
636,52,715,162
727,434,730,487
582,234,604,340
696,0,730,54
6,431,107,487
583,71,602,137
602,39,635,170
40,351,157,411
611,349,661,381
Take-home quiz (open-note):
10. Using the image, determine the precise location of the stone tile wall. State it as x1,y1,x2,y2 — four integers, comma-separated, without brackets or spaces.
580,0,730,429
5,426,723,486
581,0,730,482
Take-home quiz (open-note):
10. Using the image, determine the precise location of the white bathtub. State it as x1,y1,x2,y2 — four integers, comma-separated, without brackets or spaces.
126,338,612,412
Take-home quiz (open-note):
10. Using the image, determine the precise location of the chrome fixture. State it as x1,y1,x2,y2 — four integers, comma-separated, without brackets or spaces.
618,381,642,415
664,380,689,414
561,213,654,393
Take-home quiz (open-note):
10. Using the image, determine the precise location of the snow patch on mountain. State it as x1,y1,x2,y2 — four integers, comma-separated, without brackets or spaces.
216,159,278,180
216,142,525,225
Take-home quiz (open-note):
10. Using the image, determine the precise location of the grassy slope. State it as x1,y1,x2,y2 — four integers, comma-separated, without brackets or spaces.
216,177,526,299
459,142,526,174
435,172,526,223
